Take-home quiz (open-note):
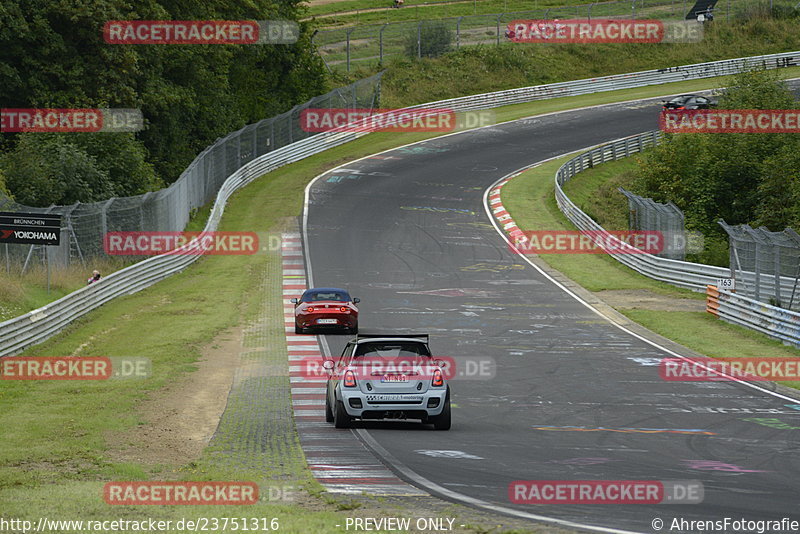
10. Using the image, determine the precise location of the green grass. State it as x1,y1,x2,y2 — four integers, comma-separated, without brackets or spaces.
4,51,800,529
0,123,552,532
562,157,637,231
307,0,768,28
306,0,594,20
621,309,800,361
501,140,800,388
0,257,132,322
328,16,800,86
7,64,800,322
501,156,699,296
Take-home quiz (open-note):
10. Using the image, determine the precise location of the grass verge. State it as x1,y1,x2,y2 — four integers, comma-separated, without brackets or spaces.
501,149,800,389
4,64,800,530
337,18,800,105
308,0,762,27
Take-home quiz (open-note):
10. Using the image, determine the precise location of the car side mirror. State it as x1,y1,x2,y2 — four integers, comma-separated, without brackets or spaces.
322,360,335,370
290,298,298,304
352,298,360,304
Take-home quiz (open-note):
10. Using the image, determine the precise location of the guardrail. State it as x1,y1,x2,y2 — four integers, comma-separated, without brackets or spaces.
405,51,800,112
2,49,800,357
555,132,800,347
554,131,730,291
0,131,362,357
707,285,800,348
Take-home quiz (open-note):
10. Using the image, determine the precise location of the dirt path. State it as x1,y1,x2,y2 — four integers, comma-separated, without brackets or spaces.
594,289,705,312
105,325,242,467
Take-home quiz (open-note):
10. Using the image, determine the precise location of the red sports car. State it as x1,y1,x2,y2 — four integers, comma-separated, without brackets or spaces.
291,287,360,334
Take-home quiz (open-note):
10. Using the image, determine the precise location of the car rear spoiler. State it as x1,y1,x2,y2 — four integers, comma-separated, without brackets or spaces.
355,333,429,343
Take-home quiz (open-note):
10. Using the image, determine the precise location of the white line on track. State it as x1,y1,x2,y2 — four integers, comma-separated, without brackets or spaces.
299,88,800,533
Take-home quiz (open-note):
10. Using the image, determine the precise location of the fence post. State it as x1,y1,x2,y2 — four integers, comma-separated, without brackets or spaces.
456,17,462,48
379,24,388,63
346,28,353,72
417,21,422,58
496,14,502,45
754,241,761,302
101,198,114,250
775,245,782,306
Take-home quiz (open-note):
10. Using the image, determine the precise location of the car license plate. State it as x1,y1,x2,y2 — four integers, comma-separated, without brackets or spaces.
316,319,338,324
381,374,408,383
366,395,423,403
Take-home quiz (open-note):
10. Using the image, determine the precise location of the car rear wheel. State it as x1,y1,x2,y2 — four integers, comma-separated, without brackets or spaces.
334,398,351,429
431,389,451,431
325,393,334,423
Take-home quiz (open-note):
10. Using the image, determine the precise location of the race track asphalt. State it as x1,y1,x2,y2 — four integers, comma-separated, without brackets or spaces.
303,95,800,533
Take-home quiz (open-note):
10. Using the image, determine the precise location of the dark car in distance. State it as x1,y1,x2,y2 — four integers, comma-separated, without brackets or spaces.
291,287,359,334
662,94,716,111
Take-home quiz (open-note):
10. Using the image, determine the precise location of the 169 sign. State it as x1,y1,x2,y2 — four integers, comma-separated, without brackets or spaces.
0,212,61,246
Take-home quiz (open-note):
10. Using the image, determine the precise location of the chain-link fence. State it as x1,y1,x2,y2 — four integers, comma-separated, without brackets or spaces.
618,187,687,260
314,0,798,72
0,72,384,273
720,221,800,310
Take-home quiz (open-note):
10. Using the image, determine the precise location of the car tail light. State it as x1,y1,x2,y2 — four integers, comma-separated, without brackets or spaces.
432,369,444,387
675,106,685,110
344,370,357,387
306,306,315,313
339,306,348,312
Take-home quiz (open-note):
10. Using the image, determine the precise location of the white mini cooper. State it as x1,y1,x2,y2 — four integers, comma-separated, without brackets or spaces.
324,334,451,430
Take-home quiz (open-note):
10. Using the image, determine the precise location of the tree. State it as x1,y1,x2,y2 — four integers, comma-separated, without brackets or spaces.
635,67,798,235
1,135,112,206
0,0,328,194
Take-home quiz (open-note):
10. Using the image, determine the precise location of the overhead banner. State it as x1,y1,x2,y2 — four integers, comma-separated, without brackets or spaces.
0,212,61,246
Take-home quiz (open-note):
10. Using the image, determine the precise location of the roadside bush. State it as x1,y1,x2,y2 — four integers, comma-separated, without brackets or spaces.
634,68,800,266
0,133,159,206
404,21,453,59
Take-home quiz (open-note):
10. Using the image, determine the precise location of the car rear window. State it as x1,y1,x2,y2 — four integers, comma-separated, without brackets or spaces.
353,343,431,358
302,290,350,302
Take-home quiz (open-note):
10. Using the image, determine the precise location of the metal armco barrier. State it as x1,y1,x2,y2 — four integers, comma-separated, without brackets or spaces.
2,50,799,357
707,285,800,348
556,133,800,348
403,50,800,112
555,130,730,291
